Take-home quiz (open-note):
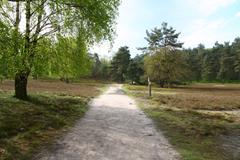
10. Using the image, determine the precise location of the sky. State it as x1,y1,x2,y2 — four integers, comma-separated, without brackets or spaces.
92,0,240,58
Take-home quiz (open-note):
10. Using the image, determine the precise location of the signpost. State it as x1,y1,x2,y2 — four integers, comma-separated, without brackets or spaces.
148,77,152,97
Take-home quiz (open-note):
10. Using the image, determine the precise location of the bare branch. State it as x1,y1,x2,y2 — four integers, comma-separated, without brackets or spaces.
34,28,58,42
30,10,57,33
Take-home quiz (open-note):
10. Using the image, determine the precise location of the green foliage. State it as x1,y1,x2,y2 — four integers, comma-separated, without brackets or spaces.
127,54,144,84
59,0,120,43
234,51,240,79
144,48,189,87
111,46,131,82
144,22,183,52
31,34,93,80
232,38,240,80
141,22,240,84
0,0,120,98
99,58,111,80
31,38,55,79
0,21,14,79
142,22,186,87
91,53,102,78
186,38,240,82
90,53,111,80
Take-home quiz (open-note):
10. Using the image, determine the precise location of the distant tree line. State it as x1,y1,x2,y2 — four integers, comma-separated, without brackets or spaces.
93,22,240,87
1,17,240,89
89,47,144,84
185,40,240,82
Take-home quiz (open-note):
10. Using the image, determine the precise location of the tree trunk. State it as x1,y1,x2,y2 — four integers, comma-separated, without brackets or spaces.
15,72,29,100
14,0,31,100
148,77,152,97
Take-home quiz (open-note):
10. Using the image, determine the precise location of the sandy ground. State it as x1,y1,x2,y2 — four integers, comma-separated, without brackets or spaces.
35,84,180,160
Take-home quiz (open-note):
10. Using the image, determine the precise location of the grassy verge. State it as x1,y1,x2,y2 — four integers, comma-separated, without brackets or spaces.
0,80,106,160
124,84,240,160
0,92,88,160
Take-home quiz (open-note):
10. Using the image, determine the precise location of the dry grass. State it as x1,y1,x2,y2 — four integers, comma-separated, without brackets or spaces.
125,83,240,160
0,79,105,98
0,79,106,160
128,83,240,111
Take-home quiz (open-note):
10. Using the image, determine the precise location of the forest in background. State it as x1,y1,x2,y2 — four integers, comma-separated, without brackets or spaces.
1,13,240,88
1,34,240,85
84,23,240,86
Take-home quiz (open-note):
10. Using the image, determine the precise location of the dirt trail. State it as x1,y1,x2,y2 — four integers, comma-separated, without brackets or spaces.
36,84,180,160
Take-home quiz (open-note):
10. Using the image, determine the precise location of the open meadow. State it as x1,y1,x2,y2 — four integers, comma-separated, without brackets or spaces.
0,79,106,160
124,83,240,160
1,1,240,159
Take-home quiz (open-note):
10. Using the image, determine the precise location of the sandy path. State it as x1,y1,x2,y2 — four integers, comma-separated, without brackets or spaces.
36,84,180,160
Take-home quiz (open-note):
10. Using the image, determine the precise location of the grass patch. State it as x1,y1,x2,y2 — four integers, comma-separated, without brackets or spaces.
0,80,107,98
142,108,239,160
0,80,106,159
126,84,240,110
0,92,89,160
124,84,240,160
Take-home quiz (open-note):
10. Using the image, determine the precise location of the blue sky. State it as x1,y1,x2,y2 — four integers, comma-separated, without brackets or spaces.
92,0,240,58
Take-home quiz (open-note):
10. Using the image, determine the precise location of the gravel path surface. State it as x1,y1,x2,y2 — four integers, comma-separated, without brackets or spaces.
36,84,180,160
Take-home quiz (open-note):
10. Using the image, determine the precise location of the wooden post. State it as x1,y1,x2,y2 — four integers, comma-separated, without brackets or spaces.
148,77,152,97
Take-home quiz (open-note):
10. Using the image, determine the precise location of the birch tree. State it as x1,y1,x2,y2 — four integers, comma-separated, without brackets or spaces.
0,0,120,99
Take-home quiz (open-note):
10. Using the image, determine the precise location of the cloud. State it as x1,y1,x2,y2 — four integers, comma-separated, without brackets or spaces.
92,0,239,56
182,19,229,47
185,0,236,16
235,11,240,17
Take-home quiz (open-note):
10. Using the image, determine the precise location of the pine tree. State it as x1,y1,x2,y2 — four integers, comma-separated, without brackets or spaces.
111,46,131,82
143,22,186,87
144,22,183,53
218,42,235,81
